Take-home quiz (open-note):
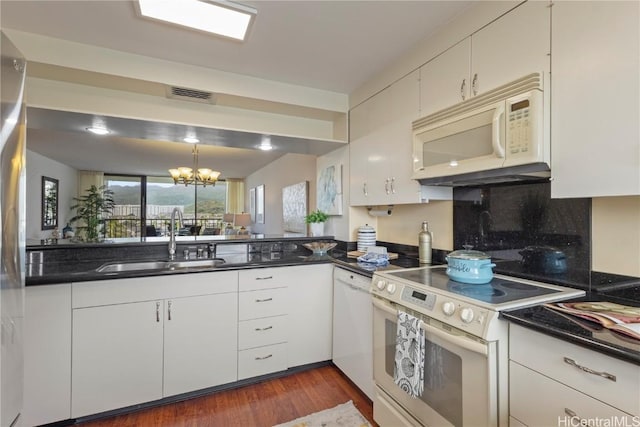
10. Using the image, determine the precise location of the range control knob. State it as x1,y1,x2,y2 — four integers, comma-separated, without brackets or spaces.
386,283,397,294
460,307,475,323
375,280,386,291
442,301,456,316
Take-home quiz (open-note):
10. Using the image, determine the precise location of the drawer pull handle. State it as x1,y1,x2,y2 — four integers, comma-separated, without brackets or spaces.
156,302,160,322
255,354,273,361
255,326,273,331
563,357,616,382
256,276,273,280
255,298,273,303
564,408,583,422
167,301,172,321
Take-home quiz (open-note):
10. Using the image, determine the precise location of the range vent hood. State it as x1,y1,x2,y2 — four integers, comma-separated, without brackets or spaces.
416,163,550,187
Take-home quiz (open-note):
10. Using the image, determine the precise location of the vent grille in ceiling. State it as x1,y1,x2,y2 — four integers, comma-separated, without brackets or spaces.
166,86,217,104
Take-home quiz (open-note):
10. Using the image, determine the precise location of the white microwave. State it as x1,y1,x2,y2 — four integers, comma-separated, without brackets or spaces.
412,73,550,186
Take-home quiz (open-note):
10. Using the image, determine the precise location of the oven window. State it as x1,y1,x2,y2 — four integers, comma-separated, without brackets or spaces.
384,318,463,427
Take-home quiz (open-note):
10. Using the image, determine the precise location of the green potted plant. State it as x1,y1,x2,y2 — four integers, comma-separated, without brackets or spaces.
70,184,115,242
305,209,329,237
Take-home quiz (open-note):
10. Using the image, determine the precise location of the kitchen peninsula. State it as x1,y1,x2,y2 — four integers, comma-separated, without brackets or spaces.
25,234,340,425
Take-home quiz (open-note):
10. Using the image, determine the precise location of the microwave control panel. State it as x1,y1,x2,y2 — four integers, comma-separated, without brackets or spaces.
506,90,542,160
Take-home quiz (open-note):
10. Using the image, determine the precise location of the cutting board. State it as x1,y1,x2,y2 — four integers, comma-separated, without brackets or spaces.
347,250,398,259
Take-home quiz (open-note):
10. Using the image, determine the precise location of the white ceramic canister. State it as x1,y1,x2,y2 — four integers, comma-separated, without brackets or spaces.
357,224,376,252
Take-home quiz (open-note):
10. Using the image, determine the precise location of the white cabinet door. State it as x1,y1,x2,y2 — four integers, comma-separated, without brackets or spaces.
349,71,426,206
387,70,424,204
72,300,164,418
349,95,376,206
471,1,550,95
23,284,71,427
361,85,392,205
287,264,333,367
163,292,238,397
420,38,471,116
419,2,549,115
551,1,640,198
349,134,372,206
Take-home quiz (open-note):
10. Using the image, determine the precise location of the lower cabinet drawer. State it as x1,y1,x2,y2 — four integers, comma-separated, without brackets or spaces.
239,287,287,320
510,361,634,426
238,315,287,350
510,324,640,415
238,343,287,380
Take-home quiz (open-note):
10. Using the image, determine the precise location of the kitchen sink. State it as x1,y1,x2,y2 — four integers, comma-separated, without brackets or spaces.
96,258,225,273
166,259,226,270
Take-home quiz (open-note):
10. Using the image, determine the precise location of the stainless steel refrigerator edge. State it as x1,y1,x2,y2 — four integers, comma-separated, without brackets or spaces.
0,31,26,427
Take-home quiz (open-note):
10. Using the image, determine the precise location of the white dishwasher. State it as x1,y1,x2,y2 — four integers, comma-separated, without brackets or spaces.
332,266,374,400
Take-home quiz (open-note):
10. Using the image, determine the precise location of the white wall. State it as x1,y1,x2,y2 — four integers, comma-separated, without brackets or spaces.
245,153,317,236
26,150,77,241
316,145,349,241
592,196,640,276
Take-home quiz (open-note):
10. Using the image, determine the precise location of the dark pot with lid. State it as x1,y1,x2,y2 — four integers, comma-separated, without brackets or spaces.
446,248,496,284
519,246,567,274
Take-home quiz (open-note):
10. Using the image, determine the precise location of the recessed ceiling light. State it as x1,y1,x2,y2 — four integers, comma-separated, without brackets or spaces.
86,127,110,135
183,136,200,143
259,135,273,151
136,0,256,41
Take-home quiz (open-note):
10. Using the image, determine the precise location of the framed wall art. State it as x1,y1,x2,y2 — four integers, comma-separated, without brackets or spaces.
282,181,308,233
41,176,59,230
256,184,265,224
317,163,343,215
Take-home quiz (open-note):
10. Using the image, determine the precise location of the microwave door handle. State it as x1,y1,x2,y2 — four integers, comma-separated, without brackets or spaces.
492,103,506,159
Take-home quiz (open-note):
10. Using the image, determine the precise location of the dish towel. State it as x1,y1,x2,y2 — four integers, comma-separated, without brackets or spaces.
394,310,426,398
356,252,389,266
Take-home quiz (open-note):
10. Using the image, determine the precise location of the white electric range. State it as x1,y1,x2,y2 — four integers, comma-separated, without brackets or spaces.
370,265,585,427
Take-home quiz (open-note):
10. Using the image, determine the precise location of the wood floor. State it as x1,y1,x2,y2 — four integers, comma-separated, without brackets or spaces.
78,364,376,427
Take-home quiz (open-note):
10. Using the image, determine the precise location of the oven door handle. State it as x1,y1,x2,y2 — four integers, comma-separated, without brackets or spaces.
420,319,488,356
372,298,489,357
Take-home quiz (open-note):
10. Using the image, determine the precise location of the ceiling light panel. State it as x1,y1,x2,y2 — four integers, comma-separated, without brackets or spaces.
136,0,256,41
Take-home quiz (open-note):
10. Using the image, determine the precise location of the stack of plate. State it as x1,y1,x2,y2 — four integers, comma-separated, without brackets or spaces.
357,224,376,252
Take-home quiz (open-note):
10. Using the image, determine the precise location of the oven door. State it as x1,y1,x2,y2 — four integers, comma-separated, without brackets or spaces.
372,297,498,427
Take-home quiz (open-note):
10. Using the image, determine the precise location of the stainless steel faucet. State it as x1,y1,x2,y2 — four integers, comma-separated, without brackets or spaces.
168,207,183,260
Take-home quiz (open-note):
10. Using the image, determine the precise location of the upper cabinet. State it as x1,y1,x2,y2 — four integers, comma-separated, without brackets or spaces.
350,71,420,206
550,1,640,198
350,71,449,206
419,1,550,117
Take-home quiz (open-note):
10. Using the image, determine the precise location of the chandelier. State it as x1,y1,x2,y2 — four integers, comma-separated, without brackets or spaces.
168,144,221,186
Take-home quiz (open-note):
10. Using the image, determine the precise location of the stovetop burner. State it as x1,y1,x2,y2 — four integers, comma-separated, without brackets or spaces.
385,266,562,305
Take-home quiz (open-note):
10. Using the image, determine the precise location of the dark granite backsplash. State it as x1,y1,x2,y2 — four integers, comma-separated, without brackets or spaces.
453,181,593,288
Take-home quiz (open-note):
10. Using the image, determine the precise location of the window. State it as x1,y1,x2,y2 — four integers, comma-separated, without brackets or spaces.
105,174,228,238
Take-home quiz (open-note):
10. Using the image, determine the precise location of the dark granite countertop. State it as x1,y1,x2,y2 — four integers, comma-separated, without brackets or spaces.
26,251,337,286
501,293,640,365
25,236,338,286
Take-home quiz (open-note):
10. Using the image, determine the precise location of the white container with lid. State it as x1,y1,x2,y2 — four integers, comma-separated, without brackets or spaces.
357,224,376,252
